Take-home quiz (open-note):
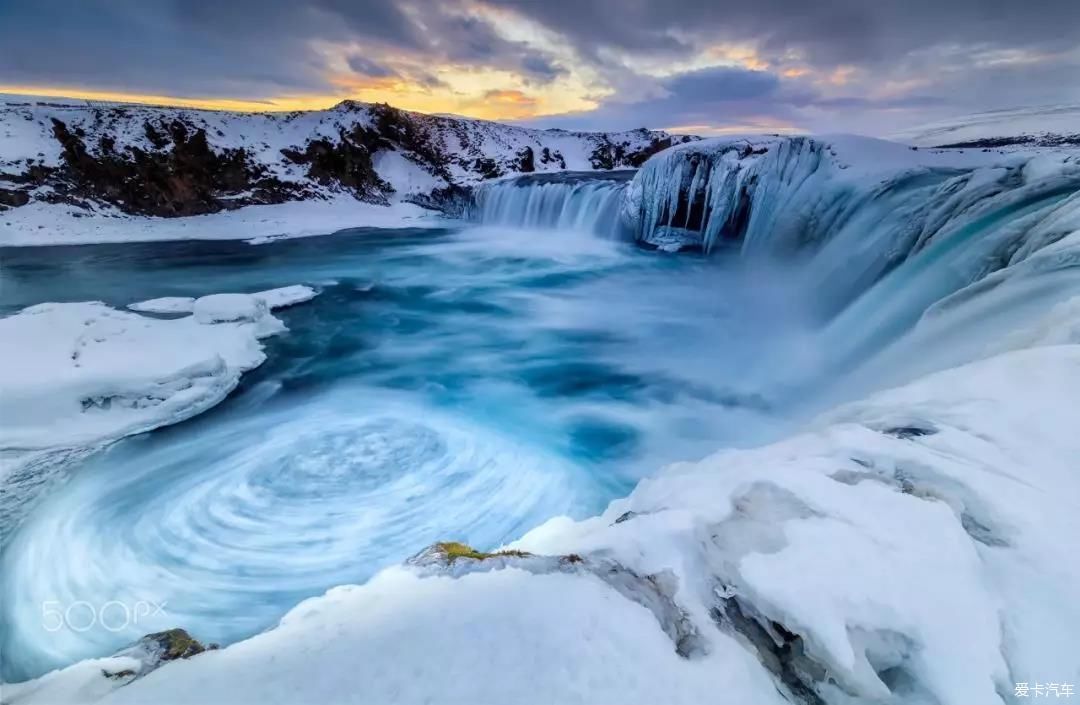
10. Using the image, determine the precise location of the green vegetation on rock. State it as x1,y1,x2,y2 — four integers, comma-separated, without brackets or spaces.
434,541,532,563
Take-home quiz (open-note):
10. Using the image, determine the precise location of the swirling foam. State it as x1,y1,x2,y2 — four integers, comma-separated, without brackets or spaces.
0,392,597,679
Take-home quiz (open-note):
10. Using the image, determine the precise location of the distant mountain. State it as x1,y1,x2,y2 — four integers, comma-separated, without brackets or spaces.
893,104,1080,148
0,97,692,218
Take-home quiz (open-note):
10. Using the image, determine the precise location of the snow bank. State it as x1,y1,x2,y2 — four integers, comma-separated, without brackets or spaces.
129,285,317,316
125,297,196,314
13,338,1078,705
0,287,318,452
0,198,437,247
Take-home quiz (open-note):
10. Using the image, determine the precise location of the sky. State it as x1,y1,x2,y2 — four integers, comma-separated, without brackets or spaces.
1,0,1078,136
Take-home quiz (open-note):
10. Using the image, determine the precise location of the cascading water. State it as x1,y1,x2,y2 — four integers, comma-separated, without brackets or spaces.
622,135,1080,373
471,171,633,239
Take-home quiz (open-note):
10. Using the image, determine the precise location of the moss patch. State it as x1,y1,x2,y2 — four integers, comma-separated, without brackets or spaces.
434,541,532,563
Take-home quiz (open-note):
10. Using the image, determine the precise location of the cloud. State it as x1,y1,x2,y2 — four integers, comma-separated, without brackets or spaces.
486,0,1080,69
520,55,568,83
0,0,1076,133
346,56,398,79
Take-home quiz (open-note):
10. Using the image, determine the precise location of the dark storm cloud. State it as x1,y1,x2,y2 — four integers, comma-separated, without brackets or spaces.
499,0,1080,132
524,66,794,132
417,12,569,83
346,56,398,78
0,0,366,96
0,0,566,97
488,0,1080,68
663,67,779,102
519,55,567,83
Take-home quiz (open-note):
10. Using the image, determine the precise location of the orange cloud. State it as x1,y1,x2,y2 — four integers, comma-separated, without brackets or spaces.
0,85,338,112
663,119,805,136
826,66,857,86
458,89,540,119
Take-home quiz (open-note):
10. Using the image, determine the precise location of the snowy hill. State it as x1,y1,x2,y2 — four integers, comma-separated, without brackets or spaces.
893,104,1080,148
0,95,688,227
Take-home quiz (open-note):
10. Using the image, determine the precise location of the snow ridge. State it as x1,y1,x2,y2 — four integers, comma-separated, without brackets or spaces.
0,96,687,224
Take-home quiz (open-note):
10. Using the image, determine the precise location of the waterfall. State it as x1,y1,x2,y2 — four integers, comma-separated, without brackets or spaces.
624,136,1080,313
471,172,633,239
620,135,1080,385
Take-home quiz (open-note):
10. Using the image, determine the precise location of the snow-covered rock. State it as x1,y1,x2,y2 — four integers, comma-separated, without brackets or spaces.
130,286,317,317
126,297,196,314
0,286,317,459
247,285,318,310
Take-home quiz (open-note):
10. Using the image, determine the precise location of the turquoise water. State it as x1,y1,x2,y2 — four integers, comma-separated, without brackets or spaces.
0,223,809,679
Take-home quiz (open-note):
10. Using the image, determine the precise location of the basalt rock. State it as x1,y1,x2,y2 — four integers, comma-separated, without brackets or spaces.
281,126,391,204
590,132,694,170
0,186,30,209
49,118,301,217
403,183,473,217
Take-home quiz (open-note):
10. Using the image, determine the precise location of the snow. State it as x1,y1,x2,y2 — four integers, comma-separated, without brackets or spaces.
10,337,1079,705
126,297,196,314
372,150,442,196
11,568,785,705
0,197,438,247
0,287,319,454
894,104,1080,147
0,657,143,705
129,286,317,316
519,344,1080,704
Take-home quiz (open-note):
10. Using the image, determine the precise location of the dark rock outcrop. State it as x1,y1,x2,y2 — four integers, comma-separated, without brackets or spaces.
0,186,30,209
49,118,302,217
590,132,694,170
280,126,391,204
100,627,216,683
136,627,212,661
539,146,566,169
403,183,473,217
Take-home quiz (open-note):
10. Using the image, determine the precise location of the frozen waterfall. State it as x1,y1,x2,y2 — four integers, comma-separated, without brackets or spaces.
622,135,1080,319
